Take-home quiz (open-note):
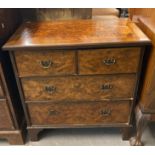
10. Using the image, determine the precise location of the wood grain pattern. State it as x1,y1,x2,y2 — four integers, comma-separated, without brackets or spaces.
14,50,76,77
3,19,150,51
3,18,151,142
22,75,136,102
27,101,131,126
79,47,141,75
0,100,14,129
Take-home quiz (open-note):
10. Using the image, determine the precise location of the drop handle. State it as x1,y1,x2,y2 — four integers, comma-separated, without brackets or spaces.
101,84,113,91
100,109,111,116
40,60,53,69
48,110,59,116
44,85,56,94
102,58,116,65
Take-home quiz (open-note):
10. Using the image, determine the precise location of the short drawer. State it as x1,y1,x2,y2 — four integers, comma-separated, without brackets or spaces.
78,47,141,75
22,75,136,102
27,101,131,126
0,100,14,129
14,50,76,77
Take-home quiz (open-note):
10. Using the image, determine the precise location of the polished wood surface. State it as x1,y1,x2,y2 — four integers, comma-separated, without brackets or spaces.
27,101,131,126
79,48,141,75
14,50,76,77
22,75,136,102
3,19,150,50
4,19,151,142
14,47,142,77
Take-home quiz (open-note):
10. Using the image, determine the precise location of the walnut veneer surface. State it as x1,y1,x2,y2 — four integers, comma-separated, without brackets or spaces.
3,18,151,142
22,75,136,102
4,19,150,49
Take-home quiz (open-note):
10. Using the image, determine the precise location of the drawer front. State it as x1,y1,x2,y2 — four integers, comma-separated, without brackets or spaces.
79,48,141,75
22,75,136,102
0,101,14,129
27,101,131,126
14,50,76,77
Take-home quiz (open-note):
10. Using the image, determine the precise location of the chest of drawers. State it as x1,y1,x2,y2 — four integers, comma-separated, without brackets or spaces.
3,19,151,142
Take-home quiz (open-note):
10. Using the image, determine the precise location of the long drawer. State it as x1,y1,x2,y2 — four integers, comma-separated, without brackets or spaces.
27,101,131,126
14,50,76,77
79,47,141,75
0,100,14,129
22,74,136,102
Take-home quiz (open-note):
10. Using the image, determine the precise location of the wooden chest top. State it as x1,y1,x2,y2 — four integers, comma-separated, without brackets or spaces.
3,19,151,50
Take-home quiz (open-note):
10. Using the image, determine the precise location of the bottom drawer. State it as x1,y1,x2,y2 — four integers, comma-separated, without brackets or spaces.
27,101,131,126
0,100,14,129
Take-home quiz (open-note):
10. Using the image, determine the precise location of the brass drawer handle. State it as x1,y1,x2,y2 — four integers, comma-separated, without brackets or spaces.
100,109,111,116
101,84,113,91
48,110,59,116
44,86,56,94
103,58,116,65
74,83,81,89
40,60,53,69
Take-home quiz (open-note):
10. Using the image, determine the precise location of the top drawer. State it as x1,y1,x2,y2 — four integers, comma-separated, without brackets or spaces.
78,47,141,75
14,50,76,77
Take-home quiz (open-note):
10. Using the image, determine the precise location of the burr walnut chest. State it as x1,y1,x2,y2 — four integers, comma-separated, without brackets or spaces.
3,19,151,142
